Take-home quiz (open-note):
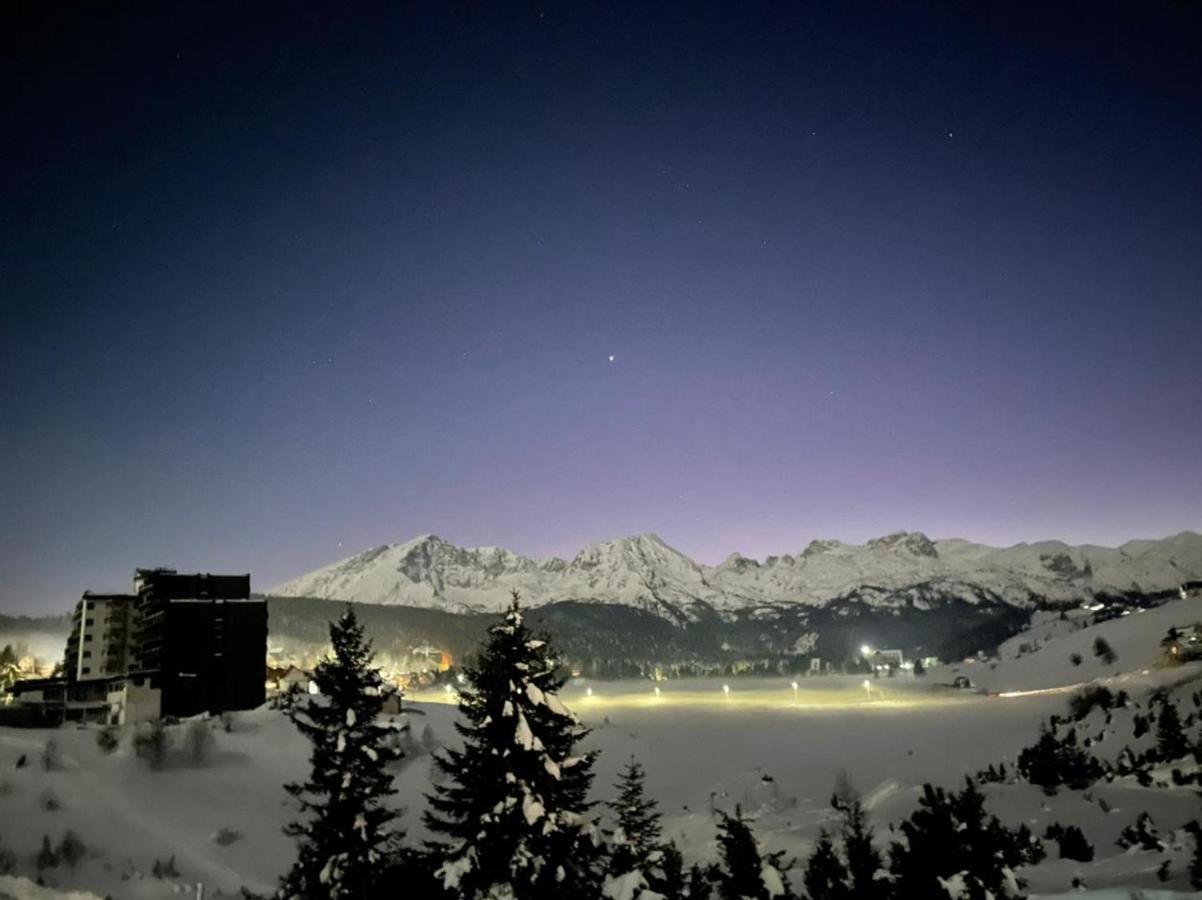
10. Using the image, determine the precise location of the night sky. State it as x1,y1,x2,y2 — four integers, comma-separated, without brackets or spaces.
3,3,1201,614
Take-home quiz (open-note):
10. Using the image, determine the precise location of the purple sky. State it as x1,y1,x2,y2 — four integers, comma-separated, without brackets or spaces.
3,3,1201,613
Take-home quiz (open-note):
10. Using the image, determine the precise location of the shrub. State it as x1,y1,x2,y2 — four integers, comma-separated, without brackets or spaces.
1093,637,1118,665
1044,823,1094,861
41,739,60,772
1068,685,1114,721
58,830,86,868
184,720,215,767
1016,724,1105,793
1189,821,1202,889
134,719,169,769
96,726,120,754
420,723,438,753
975,762,1008,784
1116,812,1162,851
34,834,59,871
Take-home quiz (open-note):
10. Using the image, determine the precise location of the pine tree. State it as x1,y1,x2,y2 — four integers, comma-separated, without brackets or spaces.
888,779,1034,899
278,606,402,900
829,775,882,899
1155,699,1189,762
607,757,676,898
425,592,603,900
656,842,691,900
1188,821,1202,889
802,830,849,900
708,806,793,900
841,800,882,898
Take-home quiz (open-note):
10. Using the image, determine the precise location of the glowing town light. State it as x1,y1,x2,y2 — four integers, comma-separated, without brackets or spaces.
860,645,873,657
653,686,661,697
722,684,731,697
456,672,466,684
586,687,594,698
444,684,454,695
791,681,799,700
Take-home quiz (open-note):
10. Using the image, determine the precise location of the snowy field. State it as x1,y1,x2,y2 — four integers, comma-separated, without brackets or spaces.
3,594,1201,898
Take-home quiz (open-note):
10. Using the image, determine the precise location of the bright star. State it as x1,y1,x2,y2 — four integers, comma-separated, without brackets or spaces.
608,355,615,362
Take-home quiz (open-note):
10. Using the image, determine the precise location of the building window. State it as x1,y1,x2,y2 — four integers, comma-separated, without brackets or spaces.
84,634,93,641
81,667,91,674
85,618,94,626
82,650,92,658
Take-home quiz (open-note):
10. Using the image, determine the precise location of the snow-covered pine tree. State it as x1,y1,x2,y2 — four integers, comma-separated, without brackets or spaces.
1189,821,1202,889
708,806,793,900
425,591,604,900
278,606,402,900
801,830,848,900
610,758,662,870
606,756,687,899
888,779,1038,900
839,797,882,899
1155,699,1189,761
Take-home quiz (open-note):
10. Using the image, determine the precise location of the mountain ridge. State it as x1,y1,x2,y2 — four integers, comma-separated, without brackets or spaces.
268,530,1202,618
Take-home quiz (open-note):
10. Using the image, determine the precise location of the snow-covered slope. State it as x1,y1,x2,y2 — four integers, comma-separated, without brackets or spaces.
269,531,1202,616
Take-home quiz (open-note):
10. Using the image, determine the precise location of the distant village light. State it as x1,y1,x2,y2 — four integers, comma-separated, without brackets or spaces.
722,684,731,697
861,645,873,657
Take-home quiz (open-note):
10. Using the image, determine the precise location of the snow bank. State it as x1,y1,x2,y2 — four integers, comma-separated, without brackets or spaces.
0,875,105,900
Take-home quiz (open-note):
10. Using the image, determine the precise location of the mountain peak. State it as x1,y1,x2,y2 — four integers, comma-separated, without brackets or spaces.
866,531,939,558
270,529,1202,615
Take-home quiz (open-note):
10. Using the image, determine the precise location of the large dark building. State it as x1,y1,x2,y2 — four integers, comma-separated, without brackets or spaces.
6,568,267,725
132,569,267,718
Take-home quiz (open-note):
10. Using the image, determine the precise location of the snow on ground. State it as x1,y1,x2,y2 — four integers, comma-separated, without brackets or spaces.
0,875,106,899
2,596,1201,898
932,593,1202,693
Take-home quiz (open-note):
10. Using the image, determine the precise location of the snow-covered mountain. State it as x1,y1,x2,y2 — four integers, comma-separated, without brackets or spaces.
269,530,1202,617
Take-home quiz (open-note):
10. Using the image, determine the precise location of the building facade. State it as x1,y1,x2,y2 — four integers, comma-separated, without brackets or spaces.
5,568,266,725
132,569,267,718
64,593,135,683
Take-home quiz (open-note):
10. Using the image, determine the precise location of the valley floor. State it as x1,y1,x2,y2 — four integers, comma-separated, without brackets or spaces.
3,595,1202,899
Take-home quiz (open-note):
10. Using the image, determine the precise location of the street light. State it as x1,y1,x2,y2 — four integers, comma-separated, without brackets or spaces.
653,686,661,697
722,684,731,698
790,681,799,701
860,644,873,657
862,679,872,700
586,687,594,698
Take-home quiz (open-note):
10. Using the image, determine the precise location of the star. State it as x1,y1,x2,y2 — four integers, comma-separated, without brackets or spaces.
608,355,615,362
